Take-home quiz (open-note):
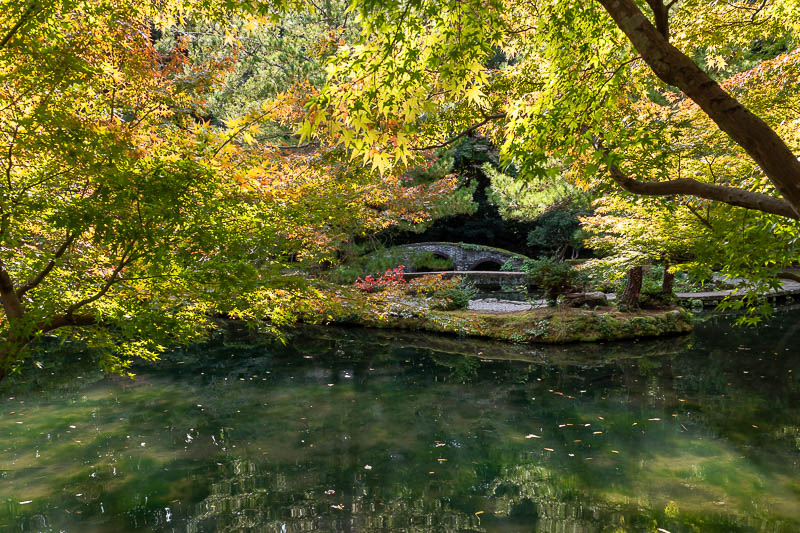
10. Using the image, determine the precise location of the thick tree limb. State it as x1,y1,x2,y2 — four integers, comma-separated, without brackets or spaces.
412,113,506,151
597,0,800,218
0,259,23,320
607,163,799,219
40,313,97,334
644,0,671,40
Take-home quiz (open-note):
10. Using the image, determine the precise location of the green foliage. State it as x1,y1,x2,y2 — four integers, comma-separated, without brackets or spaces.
430,281,478,311
292,0,800,321
526,208,588,259
412,251,455,272
327,246,406,284
522,258,587,305
483,163,586,221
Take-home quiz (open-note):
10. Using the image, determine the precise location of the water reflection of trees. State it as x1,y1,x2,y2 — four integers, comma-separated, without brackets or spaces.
3,311,800,532
177,317,800,533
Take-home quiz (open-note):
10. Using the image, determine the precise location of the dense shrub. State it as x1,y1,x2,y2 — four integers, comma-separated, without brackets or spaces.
522,258,587,305
430,281,478,310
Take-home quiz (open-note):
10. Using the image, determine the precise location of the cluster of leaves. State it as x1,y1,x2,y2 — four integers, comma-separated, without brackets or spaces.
354,266,406,293
526,208,589,260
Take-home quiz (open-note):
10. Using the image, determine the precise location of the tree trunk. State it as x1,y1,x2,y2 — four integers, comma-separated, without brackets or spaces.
619,266,643,308
662,265,675,295
597,0,800,218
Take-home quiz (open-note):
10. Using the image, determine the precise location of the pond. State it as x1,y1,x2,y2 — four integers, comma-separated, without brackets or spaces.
1,310,799,532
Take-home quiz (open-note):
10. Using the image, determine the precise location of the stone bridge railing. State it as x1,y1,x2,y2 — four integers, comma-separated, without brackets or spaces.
403,271,531,290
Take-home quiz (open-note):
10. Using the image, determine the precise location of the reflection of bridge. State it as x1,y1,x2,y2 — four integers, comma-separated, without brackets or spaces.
395,242,528,272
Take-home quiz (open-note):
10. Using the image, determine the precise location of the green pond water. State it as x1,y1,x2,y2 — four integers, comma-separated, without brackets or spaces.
1,311,800,533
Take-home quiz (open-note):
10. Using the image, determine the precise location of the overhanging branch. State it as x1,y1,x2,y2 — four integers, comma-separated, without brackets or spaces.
607,163,799,219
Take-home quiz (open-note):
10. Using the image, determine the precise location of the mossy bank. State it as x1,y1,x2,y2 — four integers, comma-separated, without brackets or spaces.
320,304,694,344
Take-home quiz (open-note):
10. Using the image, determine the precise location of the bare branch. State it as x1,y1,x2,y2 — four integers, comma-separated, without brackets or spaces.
40,313,96,334
645,0,670,40
411,113,506,151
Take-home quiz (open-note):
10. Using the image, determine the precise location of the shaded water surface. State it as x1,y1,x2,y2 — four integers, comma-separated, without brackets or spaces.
1,310,800,532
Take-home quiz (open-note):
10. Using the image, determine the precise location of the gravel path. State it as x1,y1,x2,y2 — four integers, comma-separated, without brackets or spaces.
468,298,546,312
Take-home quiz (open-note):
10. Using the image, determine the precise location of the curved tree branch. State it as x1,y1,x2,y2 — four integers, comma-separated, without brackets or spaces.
597,0,800,218
607,163,799,219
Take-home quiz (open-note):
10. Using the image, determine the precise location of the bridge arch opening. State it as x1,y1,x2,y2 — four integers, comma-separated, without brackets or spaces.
470,259,503,272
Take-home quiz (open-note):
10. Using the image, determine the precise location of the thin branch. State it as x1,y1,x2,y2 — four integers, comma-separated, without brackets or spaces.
16,232,76,298
0,2,39,50
684,202,714,230
65,246,137,316
411,113,506,151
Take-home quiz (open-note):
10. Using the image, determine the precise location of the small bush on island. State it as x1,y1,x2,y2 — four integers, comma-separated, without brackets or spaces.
429,281,478,311
522,258,587,306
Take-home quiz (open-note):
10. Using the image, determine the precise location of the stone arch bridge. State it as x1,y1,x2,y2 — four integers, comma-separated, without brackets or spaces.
395,242,528,272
